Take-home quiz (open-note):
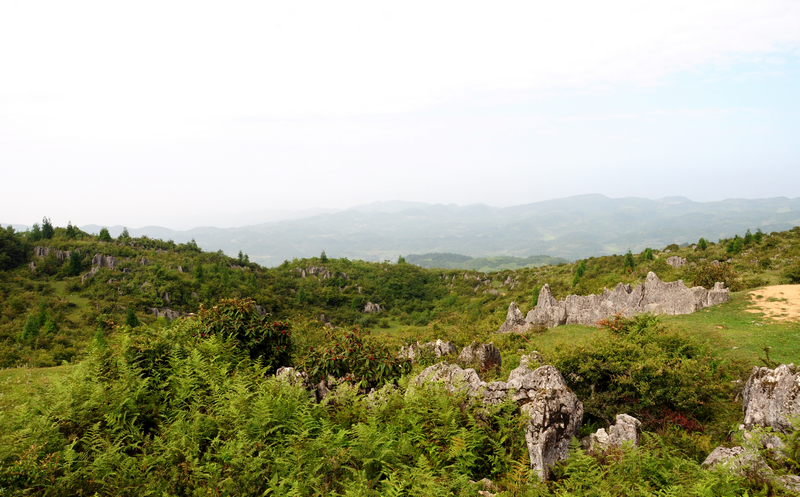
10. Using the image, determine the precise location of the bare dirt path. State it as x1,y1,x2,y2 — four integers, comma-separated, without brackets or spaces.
746,285,800,322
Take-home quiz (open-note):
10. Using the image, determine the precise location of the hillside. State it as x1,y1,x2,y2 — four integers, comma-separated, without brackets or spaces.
23,195,798,265
405,253,569,272
2,221,800,494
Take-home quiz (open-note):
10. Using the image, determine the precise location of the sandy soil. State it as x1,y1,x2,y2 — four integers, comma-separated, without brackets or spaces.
746,285,800,322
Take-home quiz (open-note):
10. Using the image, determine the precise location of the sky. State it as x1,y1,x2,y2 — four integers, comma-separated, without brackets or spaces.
2,1,800,230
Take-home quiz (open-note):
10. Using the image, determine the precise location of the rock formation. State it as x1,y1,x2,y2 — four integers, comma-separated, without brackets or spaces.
363,302,382,313
33,246,72,263
91,254,117,270
398,339,458,362
413,362,485,397
666,256,687,269
584,414,641,452
742,364,800,434
499,272,730,331
149,308,184,320
458,342,502,371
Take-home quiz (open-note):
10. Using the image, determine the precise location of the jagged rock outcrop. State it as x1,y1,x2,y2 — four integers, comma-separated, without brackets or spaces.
149,307,183,320
33,246,72,263
458,343,502,371
398,340,458,362
28,261,36,272
363,302,382,313
81,267,100,283
499,272,730,331
276,367,310,388
91,254,117,270
413,362,485,397
518,365,584,481
666,256,687,269
302,265,331,279
584,414,641,452
742,364,800,434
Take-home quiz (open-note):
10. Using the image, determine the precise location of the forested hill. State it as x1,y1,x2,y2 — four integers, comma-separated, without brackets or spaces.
1,219,799,369
405,252,569,271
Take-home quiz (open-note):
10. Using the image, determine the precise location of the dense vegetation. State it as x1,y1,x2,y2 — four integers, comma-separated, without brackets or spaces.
2,220,800,494
405,253,569,272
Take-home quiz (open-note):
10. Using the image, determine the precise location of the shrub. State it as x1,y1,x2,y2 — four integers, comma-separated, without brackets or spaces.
785,264,800,284
551,314,734,428
196,297,292,373
299,328,411,388
692,263,739,291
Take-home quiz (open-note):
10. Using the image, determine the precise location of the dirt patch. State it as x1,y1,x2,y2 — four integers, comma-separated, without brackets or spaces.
746,285,800,322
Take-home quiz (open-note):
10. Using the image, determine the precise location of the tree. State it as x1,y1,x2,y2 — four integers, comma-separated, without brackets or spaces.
29,223,42,242
41,217,54,239
623,249,635,273
194,262,205,282
65,221,77,239
641,248,654,261
320,250,328,263
99,227,112,242
22,314,39,340
397,255,406,264
755,228,764,244
67,251,83,276
237,250,246,265
744,229,753,246
697,238,708,251
120,227,130,239
0,225,26,270
125,309,140,328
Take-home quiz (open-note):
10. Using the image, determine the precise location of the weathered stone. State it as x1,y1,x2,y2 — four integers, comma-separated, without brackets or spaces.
518,365,584,481
398,339,458,362
149,307,182,320
91,254,117,270
498,302,531,333
28,261,36,272
458,342,502,371
518,272,729,330
276,367,309,387
81,267,100,283
413,362,485,397
585,414,641,451
255,305,267,316
363,302,382,313
742,364,800,434
666,256,687,269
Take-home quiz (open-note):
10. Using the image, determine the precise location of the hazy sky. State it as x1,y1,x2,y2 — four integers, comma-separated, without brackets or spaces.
3,1,799,229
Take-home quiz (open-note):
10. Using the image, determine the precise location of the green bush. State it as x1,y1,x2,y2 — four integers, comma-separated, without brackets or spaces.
550,314,735,428
196,297,292,373
692,263,739,291
299,328,411,388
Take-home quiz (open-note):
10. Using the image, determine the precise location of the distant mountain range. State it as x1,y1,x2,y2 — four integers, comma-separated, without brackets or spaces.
8,195,800,265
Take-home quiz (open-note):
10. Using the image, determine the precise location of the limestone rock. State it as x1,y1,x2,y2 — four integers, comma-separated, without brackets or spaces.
149,307,183,320
276,367,309,387
458,342,502,371
498,302,532,333
81,267,100,283
585,414,641,451
91,254,117,270
666,256,687,269
413,362,485,397
28,261,36,272
519,272,729,329
742,364,800,434
363,302,382,313
399,340,458,362
518,365,584,481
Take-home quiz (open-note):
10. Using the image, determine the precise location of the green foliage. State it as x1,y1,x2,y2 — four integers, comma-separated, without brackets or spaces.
727,235,744,254
698,237,708,250
0,225,27,270
119,227,130,239
67,251,82,277
397,255,406,264
693,263,739,290
21,314,39,341
551,314,734,428
41,217,54,240
744,228,753,246
755,227,764,243
320,249,328,263
784,263,800,284
406,252,568,271
299,328,412,388
196,298,292,373
65,221,77,239
641,247,654,261
98,227,112,242
125,309,139,328
532,286,540,307
623,249,635,273
28,222,42,242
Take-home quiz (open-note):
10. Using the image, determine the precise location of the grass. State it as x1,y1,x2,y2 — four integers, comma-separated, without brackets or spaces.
0,364,72,415
51,280,90,322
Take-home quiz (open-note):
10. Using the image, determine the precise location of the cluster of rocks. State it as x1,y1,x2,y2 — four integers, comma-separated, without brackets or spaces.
363,302,382,313
411,356,639,481
149,307,187,320
701,364,800,493
33,246,73,263
499,272,730,331
397,340,502,372
666,256,687,269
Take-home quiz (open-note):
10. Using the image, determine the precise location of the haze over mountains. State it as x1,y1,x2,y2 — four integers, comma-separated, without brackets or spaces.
10,195,798,266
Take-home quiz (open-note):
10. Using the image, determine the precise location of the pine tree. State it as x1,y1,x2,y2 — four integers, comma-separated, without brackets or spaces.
66,221,76,239
125,309,139,328
120,227,130,239
320,250,328,263
22,314,39,340
29,223,42,242
99,227,112,242
698,238,708,251
41,217,54,239
238,250,245,265
755,228,764,243
68,251,83,276
623,249,635,273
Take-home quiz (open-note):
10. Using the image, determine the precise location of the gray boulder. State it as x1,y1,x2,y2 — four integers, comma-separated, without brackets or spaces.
458,342,502,371
518,365,584,481
81,267,100,283
498,302,532,333
742,364,800,434
666,256,687,269
91,254,117,270
398,339,458,362
364,302,382,313
149,307,183,320
585,414,641,451
525,284,567,328
413,362,485,397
